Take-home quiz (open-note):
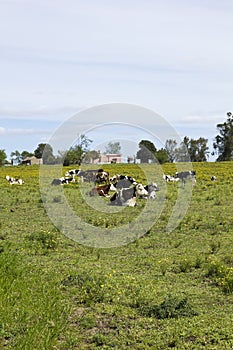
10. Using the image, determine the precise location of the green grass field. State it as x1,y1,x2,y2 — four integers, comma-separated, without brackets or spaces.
1,162,233,349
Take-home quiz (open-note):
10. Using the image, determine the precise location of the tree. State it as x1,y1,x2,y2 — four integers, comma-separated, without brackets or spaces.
34,143,55,164
136,140,157,163
165,139,178,163
188,137,209,162
83,150,100,163
175,136,209,162
63,134,93,166
213,112,233,161
21,150,34,160
0,149,7,166
10,150,21,164
104,142,121,154
155,148,169,164
175,137,190,162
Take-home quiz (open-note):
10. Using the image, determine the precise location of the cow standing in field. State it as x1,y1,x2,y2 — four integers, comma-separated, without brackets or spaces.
175,171,196,186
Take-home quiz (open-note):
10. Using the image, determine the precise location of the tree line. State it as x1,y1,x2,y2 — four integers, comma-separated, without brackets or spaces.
0,112,233,166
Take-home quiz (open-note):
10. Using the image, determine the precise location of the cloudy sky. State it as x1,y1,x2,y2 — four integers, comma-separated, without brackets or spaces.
1,0,233,161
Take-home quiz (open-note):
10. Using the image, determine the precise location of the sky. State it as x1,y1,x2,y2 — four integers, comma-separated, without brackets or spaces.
1,0,233,162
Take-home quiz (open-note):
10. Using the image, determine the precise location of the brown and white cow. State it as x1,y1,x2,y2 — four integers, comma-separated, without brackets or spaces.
89,184,111,197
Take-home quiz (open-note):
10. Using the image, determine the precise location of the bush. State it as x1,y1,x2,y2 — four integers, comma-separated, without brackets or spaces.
140,294,198,319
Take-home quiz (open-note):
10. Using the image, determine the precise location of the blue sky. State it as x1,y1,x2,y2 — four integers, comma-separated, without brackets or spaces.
1,0,233,161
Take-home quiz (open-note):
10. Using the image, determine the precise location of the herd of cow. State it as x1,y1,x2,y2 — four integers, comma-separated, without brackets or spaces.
50,168,197,207
4,168,198,207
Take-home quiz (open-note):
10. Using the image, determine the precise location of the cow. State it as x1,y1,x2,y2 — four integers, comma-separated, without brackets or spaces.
163,174,180,182
51,177,74,185
89,184,111,197
65,169,81,177
110,186,138,206
65,169,86,182
175,170,196,185
94,169,110,185
211,175,217,181
109,183,149,207
110,174,137,189
6,175,24,185
143,182,159,199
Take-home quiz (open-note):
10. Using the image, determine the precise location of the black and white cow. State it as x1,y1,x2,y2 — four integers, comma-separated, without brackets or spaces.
65,169,81,177
175,170,196,185
110,186,138,207
211,175,217,181
143,182,159,199
65,169,85,182
163,174,180,182
110,174,137,189
94,169,110,185
6,175,24,185
51,177,75,185
109,183,149,206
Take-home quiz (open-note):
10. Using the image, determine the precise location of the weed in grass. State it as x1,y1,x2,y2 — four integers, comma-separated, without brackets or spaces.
221,268,233,294
194,255,203,269
177,258,192,273
25,230,61,254
91,332,106,346
79,315,96,329
205,257,226,279
209,240,221,254
139,294,198,319
158,258,170,276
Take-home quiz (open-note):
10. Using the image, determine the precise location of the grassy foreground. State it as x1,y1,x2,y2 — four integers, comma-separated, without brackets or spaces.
0,162,233,349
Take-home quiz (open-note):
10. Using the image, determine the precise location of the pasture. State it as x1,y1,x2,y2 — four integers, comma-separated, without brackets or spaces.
0,162,233,349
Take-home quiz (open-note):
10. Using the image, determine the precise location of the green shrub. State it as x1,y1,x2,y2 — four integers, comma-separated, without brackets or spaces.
140,294,198,319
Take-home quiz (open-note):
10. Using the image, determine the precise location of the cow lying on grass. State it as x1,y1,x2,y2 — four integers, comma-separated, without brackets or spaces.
6,175,24,185
51,177,75,185
89,184,111,197
110,174,137,189
109,183,149,207
142,182,159,199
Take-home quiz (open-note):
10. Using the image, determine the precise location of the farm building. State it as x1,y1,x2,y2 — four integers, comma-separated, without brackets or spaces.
89,152,122,164
22,156,43,165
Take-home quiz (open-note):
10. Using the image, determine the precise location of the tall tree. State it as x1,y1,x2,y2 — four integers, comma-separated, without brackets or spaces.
175,137,191,162
175,136,209,162
188,137,209,162
34,143,55,164
136,140,157,163
0,149,7,166
21,150,34,160
83,150,100,163
213,112,233,161
104,142,121,154
165,139,178,163
155,148,169,164
10,150,21,164
63,134,93,166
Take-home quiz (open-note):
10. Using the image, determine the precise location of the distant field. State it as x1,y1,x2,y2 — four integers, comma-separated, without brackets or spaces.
1,162,233,349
